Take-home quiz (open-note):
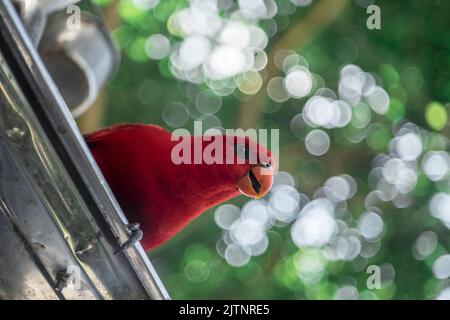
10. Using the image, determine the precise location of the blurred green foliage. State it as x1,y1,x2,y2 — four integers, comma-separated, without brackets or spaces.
92,0,450,299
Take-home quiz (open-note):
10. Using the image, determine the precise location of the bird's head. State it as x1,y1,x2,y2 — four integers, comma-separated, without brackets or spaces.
182,134,275,200
224,135,274,199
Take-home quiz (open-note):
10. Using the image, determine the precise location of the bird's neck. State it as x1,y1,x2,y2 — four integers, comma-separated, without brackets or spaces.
170,135,243,208
140,136,243,249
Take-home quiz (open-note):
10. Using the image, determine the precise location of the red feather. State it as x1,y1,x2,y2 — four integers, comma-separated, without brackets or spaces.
85,124,273,250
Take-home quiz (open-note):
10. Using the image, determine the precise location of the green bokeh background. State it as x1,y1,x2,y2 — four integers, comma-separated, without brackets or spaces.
86,0,450,299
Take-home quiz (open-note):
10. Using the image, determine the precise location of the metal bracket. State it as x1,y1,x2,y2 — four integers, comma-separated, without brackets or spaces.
115,223,144,255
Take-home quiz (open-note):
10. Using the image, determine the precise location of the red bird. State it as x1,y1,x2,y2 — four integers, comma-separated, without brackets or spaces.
85,124,274,251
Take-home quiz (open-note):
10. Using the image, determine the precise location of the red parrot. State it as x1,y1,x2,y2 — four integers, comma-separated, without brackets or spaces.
85,124,274,251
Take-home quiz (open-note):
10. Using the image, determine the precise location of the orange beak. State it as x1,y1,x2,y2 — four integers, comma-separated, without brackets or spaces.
237,165,274,199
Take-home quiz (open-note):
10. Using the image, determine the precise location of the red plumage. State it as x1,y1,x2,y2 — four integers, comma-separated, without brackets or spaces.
85,124,273,251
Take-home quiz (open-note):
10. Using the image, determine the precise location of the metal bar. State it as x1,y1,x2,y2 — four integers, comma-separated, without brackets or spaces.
0,0,169,300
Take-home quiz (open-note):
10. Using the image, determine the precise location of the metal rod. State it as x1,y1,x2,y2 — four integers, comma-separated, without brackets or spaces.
0,0,170,300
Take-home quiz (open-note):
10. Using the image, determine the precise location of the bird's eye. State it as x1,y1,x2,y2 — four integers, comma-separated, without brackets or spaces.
260,161,271,168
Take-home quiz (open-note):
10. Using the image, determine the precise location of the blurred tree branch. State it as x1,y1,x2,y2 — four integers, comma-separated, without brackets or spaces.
237,0,350,129
281,141,374,176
